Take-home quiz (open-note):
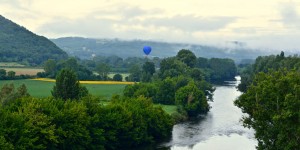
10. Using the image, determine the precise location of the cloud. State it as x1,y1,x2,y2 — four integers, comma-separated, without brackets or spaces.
37,16,117,38
279,2,300,27
146,15,237,32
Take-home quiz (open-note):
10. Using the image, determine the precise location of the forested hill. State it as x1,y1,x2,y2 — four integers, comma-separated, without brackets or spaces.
52,37,271,63
0,15,68,66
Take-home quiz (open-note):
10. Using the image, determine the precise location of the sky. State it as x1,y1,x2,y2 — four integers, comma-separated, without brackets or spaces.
1,0,300,51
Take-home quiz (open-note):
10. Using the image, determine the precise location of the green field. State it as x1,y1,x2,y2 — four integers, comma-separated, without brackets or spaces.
158,105,177,115
0,79,127,99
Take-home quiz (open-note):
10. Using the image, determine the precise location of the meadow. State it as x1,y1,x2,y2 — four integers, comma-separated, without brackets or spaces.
0,79,127,99
0,78,177,114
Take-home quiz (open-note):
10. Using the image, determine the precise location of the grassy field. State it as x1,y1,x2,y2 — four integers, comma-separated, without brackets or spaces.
0,62,25,67
0,79,127,98
158,105,177,115
0,68,44,75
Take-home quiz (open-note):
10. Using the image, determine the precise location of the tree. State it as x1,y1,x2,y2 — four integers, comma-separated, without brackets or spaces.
52,69,88,100
141,62,155,82
208,58,237,80
0,69,6,80
159,57,188,79
128,64,141,82
142,62,155,75
0,84,30,105
113,74,123,81
176,49,197,68
61,57,79,71
7,71,15,79
155,78,176,104
44,59,57,76
175,82,208,116
96,63,110,80
235,70,300,150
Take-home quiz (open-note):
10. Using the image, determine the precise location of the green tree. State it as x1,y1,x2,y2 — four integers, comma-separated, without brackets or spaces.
44,59,57,76
7,71,15,79
142,62,155,75
0,84,29,105
52,69,88,100
235,70,300,150
96,63,110,80
0,69,6,80
155,78,176,104
208,58,237,80
141,61,155,82
159,57,188,79
176,49,197,68
113,73,123,81
175,82,208,116
128,64,141,82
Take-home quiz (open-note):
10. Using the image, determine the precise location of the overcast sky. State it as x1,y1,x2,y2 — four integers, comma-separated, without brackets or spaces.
1,0,300,51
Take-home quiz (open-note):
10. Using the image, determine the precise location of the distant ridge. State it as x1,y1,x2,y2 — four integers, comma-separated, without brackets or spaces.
52,37,272,63
0,15,68,65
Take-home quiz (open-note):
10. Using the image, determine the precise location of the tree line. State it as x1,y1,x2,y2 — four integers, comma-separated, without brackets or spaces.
235,52,300,149
0,69,32,80
124,50,215,121
0,68,173,149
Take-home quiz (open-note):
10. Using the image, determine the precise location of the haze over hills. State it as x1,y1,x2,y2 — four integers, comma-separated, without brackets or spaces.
0,15,68,65
52,37,279,63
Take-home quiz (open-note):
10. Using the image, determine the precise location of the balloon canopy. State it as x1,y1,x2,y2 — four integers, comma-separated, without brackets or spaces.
143,46,152,55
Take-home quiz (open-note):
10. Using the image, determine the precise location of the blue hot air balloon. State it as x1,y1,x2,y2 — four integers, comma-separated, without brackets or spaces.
143,46,152,55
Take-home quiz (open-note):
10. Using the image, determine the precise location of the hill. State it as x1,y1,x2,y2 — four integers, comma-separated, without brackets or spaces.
0,15,68,66
52,37,274,63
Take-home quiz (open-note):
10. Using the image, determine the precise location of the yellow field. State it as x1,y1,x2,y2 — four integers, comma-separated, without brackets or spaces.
31,78,135,85
0,68,44,75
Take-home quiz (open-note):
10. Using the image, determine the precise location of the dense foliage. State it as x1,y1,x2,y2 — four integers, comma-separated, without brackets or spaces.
0,15,68,66
39,58,97,80
52,69,88,100
0,95,173,149
195,57,237,81
0,83,30,106
124,50,214,118
238,52,300,92
235,70,300,150
0,69,33,80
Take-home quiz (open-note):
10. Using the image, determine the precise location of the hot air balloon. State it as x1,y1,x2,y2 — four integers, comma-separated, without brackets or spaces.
143,46,152,56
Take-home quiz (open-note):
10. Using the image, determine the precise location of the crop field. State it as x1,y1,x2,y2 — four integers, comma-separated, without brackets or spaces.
0,79,129,98
32,78,134,85
0,68,44,75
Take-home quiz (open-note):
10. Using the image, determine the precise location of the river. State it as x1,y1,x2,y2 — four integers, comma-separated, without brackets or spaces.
159,77,257,150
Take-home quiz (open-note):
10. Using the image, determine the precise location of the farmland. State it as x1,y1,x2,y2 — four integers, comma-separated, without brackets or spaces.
0,68,43,75
0,79,128,98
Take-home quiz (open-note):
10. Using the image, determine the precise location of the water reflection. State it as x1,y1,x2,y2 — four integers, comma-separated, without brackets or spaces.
159,77,257,150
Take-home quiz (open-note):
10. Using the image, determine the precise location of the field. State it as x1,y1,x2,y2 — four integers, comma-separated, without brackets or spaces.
0,68,44,75
0,79,178,114
0,62,25,67
0,79,127,98
158,105,177,115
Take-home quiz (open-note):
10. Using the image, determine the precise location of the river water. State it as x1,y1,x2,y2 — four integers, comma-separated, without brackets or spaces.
159,77,257,150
